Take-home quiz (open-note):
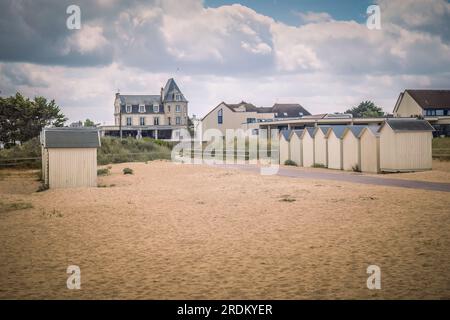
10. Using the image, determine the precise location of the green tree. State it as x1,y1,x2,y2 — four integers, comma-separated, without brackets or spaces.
0,93,67,146
84,119,95,127
345,101,384,118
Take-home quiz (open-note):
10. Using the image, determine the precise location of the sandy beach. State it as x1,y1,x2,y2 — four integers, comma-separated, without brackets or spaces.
0,161,449,299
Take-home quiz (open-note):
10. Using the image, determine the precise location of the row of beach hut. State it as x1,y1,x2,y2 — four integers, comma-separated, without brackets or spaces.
279,119,434,173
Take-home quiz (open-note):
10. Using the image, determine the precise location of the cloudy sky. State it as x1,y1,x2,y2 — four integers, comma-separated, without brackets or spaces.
1,0,450,124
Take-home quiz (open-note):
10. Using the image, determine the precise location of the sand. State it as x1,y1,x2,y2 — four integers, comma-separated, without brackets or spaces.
0,161,449,299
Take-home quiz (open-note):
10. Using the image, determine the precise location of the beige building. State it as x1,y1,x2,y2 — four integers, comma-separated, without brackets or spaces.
101,78,188,139
41,128,101,188
379,119,434,172
289,130,303,166
393,89,450,136
314,127,329,167
201,102,310,136
359,126,380,173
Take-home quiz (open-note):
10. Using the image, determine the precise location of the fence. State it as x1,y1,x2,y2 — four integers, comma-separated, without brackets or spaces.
432,148,450,160
0,157,41,168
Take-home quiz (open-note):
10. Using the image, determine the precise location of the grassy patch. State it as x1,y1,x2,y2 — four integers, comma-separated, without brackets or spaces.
97,168,110,176
98,137,172,165
284,159,298,166
279,195,296,203
0,138,41,169
312,163,326,168
0,201,33,214
433,137,450,161
123,167,133,175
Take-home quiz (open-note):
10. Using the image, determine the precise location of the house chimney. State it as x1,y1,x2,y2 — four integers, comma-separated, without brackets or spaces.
160,87,164,102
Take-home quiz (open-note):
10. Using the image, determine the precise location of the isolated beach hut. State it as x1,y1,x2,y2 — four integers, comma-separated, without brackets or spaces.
314,126,330,167
41,128,101,188
301,128,315,167
359,126,380,173
326,126,347,170
342,125,366,171
289,130,303,166
279,130,291,164
379,119,434,172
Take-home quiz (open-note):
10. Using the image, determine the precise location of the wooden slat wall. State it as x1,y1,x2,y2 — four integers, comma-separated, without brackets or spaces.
360,131,380,173
342,133,360,171
48,148,97,188
380,126,432,171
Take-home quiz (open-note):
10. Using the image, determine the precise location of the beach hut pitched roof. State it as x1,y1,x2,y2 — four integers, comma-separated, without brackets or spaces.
289,129,304,139
317,126,331,135
42,128,101,148
280,129,292,141
359,125,380,137
327,126,347,139
344,125,367,138
304,127,316,138
382,119,434,132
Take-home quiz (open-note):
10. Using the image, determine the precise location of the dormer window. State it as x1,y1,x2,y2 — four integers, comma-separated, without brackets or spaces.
153,104,159,113
175,94,181,101
126,105,132,113
139,105,145,113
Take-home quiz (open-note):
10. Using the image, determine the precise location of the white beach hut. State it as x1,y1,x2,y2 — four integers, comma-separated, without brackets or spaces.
341,125,366,171
301,128,315,167
279,130,291,164
289,130,303,166
379,119,434,172
326,126,347,170
314,126,330,167
359,126,380,173
41,128,101,188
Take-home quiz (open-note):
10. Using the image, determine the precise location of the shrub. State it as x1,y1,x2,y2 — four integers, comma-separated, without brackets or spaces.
97,168,110,176
312,163,326,168
123,167,133,175
36,183,49,192
352,164,361,172
284,159,298,166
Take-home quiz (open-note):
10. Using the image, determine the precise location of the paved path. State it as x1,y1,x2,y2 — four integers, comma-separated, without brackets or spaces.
217,164,450,192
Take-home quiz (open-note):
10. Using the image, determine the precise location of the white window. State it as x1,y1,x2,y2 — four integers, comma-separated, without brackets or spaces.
153,104,159,113
126,105,132,113
140,117,145,126
139,105,145,113
176,105,181,112
176,116,181,125
126,117,132,126
218,109,223,124
175,94,181,101
154,117,159,125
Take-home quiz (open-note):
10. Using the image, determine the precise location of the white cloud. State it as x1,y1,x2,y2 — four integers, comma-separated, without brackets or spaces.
63,24,108,55
294,11,334,24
